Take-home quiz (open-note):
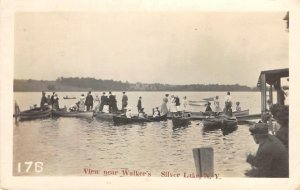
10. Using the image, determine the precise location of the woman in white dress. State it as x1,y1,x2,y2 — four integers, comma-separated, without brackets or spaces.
160,94,169,116
169,95,177,116
78,94,85,111
214,96,222,112
93,94,100,112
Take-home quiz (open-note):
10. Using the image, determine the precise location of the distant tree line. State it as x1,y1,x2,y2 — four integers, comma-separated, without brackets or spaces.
13,77,259,92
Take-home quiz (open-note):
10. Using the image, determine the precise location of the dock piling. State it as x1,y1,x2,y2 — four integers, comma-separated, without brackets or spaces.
193,147,214,177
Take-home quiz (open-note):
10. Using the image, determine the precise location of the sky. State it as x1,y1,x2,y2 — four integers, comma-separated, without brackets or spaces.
14,12,288,87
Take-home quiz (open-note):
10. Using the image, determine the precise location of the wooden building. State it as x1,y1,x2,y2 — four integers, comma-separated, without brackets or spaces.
257,68,289,113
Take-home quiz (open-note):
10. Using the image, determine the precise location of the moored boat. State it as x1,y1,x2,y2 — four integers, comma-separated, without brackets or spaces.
52,110,93,118
113,114,167,125
19,106,52,121
202,117,222,129
189,100,208,103
202,97,214,101
63,96,76,99
220,116,238,133
93,112,116,121
189,103,206,107
233,109,250,117
172,117,191,127
186,109,249,118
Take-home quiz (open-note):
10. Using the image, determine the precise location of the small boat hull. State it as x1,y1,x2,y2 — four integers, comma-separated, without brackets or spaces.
113,114,167,125
93,112,115,121
202,117,222,129
203,115,238,130
63,97,76,99
52,110,93,118
19,107,52,121
172,117,191,127
221,117,238,134
185,109,249,119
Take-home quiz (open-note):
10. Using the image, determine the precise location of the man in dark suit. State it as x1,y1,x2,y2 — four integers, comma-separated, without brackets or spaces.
100,92,106,112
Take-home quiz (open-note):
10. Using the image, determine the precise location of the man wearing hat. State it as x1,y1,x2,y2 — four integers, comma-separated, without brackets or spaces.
245,123,288,177
99,92,106,112
137,96,142,113
85,91,94,111
122,91,128,112
40,91,47,108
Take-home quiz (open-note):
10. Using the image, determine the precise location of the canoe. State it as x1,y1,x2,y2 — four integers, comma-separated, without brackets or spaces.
93,112,116,121
202,97,214,101
113,114,167,125
52,110,93,118
189,103,206,107
189,100,209,103
172,117,191,127
63,97,76,99
19,106,52,121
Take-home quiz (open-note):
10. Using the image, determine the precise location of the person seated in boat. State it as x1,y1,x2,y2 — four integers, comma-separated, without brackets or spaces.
235,101,242,112
69,102,79,112
126,107,133,118
138,108,147,118
153,107,161,117
205,102,213,113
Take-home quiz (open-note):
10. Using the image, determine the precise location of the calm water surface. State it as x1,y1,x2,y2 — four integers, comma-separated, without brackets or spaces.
14,91,260,177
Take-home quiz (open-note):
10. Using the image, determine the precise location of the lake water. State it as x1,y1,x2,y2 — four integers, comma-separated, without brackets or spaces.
13,91,261,177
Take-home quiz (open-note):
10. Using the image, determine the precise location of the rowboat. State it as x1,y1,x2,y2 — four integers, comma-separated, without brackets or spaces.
189,100,209,103
113,114,167,125
233,109,250,117
189,103,206,107
202,117,222,129
187,109,249,118
52,110,93,118
220,116,238,133
172,117,191,127
19,106,52,121
63,96,76,99
93,112,116,121
202,97,214,101
202,114,238,129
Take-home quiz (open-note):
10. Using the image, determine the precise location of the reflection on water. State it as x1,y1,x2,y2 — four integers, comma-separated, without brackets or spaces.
13,92,259,177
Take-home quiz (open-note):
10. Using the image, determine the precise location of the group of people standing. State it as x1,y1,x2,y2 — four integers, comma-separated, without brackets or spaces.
40,91,60,110
40,91,126,113
160,94,188,117
209,92,241,116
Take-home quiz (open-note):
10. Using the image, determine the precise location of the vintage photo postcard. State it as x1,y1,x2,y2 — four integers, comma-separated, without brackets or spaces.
1,0,300,189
